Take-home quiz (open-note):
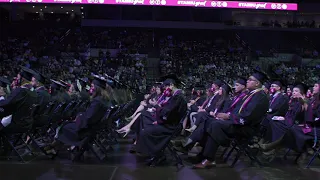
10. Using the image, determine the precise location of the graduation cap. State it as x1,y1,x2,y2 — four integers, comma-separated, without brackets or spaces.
0,77,10,88
235,76,247,86
294,82,309,94
20,66,35,81
287,84,294,90
60,80,71,87
263,81,271,90
212,79,223,87
160,74,184,87
92,74,107,89
194,84,205,91
271,78,286,89
221,83,233,94
50,79,66,90
252,69,269,84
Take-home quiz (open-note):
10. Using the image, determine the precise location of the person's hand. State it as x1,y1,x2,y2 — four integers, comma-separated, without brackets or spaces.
198,108,205,112
216,113,230,120
152,121,158,125
209,111,215,116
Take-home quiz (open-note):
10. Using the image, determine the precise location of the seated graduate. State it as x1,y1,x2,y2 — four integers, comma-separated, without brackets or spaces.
180,70,270,169
174,77,247,154
182,85,206,133
186,82,233,133
30,71,51,127
43,75,110,156
186,80,223,132
125,83,163,121
49,79,67,103
0,67,39,132
132,74,187,160
260,80,320,164
0,77,12,128
78,78,91,102
260,82,309,151
260,78,289,128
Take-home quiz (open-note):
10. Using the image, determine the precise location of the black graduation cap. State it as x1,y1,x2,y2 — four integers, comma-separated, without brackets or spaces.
294,82,309,94
0,77,10,88
252,69,269,84
212,79,223,87
20,66,35,81
92,75,107,89
235,76,247,86
263,81,271,90
79,78,88,87
221,83,233,94
160,74,184,87
287,84,294,90
271,78,286,89
50,79,66,90
194,85,205,91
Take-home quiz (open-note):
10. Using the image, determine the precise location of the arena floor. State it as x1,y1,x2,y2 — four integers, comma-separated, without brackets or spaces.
0,139,319,180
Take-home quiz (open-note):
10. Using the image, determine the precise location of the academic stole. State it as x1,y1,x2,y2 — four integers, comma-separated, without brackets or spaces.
238,88,263,114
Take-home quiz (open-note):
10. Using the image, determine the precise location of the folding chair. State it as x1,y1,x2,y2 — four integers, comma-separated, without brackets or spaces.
70,108,112,162
148,111,189,170
0,104,39,162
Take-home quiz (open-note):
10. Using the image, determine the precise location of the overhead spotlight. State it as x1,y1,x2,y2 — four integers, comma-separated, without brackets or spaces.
36,12,39,13
32,6,35,8
45,6,47,8
72,10,74,12
66,12,69,14
40,9,42,11
51,12,53,13
81,7,83,9
81,12,84,14
61,6,63,9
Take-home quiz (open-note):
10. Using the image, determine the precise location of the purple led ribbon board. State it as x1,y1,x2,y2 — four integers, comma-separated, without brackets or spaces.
1,0,298,11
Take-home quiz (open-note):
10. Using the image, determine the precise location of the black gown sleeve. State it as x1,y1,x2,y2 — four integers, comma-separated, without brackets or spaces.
75,98,101,130
0,88,27,117
230,91,269,126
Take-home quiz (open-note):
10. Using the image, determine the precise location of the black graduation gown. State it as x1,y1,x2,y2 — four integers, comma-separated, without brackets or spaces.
282,98,320,152
57,96,108,145
79,90,90,102
261,93,289,126
206,90,269,147
136,92,187,157
189,96,206,112
265,99,305,142
33,87,51,127
0,87,38,130
190,97,232,143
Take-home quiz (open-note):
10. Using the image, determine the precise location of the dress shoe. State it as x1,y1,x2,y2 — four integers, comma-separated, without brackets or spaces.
192,159,216,169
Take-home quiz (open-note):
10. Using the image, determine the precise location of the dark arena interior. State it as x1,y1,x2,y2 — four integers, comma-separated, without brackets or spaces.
0,0,320,179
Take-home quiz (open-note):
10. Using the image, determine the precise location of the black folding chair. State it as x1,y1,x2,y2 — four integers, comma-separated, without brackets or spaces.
149,111,189,170
0,104,39,162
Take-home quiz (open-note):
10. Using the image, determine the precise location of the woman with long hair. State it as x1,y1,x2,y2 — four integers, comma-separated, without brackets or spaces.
185,83,232,132
43,75,110,156
261,80,320,163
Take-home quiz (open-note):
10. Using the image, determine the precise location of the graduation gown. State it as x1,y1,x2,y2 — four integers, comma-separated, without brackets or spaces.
282,98,320,152
57,96,108,145
265,99,305,142
0,87,38,130
79,90,90,102
33,86,51,127
261,92,289,126
206,89,269,147
190,97,232,143
136,91,187,156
